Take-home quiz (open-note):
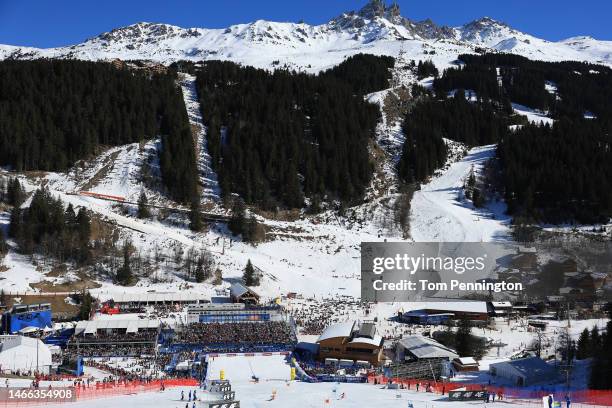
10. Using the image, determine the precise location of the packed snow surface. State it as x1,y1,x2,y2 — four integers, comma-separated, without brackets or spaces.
206,354,292,384
410,145,510,242
37,381,529,408
179,73,221,203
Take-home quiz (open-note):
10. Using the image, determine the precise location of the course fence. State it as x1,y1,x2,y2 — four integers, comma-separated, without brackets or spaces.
367,375,612,406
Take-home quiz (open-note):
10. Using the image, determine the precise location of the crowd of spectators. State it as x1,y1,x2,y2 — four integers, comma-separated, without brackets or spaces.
65,329,160,357
173,321,296,346
77,330,159,344
302,363,363,377
288,296,371,335
66,343,157,358
84,359,163,382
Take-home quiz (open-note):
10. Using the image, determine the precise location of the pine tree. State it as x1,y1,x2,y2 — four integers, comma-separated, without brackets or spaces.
557,329,576,362
0,60,196,203
243,259,258,286
0,228,7,258
189,199,203,232
78,290,93,320
195,258,205,283
8,207,21,239
0,289,6,306
455,319,473,357
137,190,150,219
467,167,476,190
229,199,246,236
117,240,133,286
589,316,612,389
76,208,91,263
591,326,601,351
6,178,24,207
65,204,77,227
243,214,263,243
576,328,591,360
472,188,484,208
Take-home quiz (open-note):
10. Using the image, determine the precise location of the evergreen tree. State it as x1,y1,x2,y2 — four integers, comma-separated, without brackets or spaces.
8,207,22,240
557,328,576,362
78,291,93,320
194,258,205,283
0,228,7,258
576,328,591,360
6,178,25,207
193,56,386,208
137,190,150,219
0,60,197,203
243,214,264,243
398,94,507,184
416,60,439,80
189,199,203,232
229,199,246,236
0,177,5,203
591,326,601,351
0,289,6,306
432,53,612,223
455,319,474,357
75,208,91,263
242,259,259,286
117,240,133,286
467,167,476,190
65,204,77,227
589,314,612,389
472,188,484,208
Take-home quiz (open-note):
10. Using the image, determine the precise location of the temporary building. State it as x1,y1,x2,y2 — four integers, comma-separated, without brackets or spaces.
489,357,558,386
0,335,52,375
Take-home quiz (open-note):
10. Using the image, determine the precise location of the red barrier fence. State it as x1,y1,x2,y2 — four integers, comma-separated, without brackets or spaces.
74,378,198,401
367,375,612,406
1,379,199,406
78,191,126,202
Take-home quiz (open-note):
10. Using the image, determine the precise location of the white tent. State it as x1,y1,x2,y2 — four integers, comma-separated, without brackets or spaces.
0,335,52,375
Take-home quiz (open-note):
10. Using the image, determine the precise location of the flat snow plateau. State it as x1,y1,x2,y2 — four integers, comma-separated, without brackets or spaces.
38,382,516,408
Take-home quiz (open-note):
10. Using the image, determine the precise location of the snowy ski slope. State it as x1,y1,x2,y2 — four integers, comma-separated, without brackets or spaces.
206,354,292,384
411,145,510,242
179,73,221,203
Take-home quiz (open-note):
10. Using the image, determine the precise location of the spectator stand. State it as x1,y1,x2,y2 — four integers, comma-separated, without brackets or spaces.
66,320,161,358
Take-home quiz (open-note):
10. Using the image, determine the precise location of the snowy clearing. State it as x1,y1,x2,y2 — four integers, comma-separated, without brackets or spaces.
512,103,555,126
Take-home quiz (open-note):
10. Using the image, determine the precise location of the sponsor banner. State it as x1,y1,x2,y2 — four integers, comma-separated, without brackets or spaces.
448,390,488,401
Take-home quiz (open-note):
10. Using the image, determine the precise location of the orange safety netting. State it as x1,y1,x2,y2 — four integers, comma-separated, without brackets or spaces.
367,375,612,406
1,379,200,406
74,378,198,401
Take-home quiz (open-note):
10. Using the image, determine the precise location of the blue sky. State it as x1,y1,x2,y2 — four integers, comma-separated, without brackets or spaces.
0,0,610,48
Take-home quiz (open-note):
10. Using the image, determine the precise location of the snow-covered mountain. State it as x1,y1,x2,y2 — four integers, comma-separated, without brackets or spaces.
1,0,610,72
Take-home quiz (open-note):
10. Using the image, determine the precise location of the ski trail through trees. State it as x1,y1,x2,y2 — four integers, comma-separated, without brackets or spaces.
179,73,221,202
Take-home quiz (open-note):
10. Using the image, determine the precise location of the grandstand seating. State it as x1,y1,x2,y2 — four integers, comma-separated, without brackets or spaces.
390,358,446,380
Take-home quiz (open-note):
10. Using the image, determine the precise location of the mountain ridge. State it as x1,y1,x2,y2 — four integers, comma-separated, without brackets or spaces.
1,0,611,71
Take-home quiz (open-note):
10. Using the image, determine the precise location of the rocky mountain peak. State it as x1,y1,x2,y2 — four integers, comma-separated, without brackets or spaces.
356,0,402,22
463,17,510,31
95,22,201,44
